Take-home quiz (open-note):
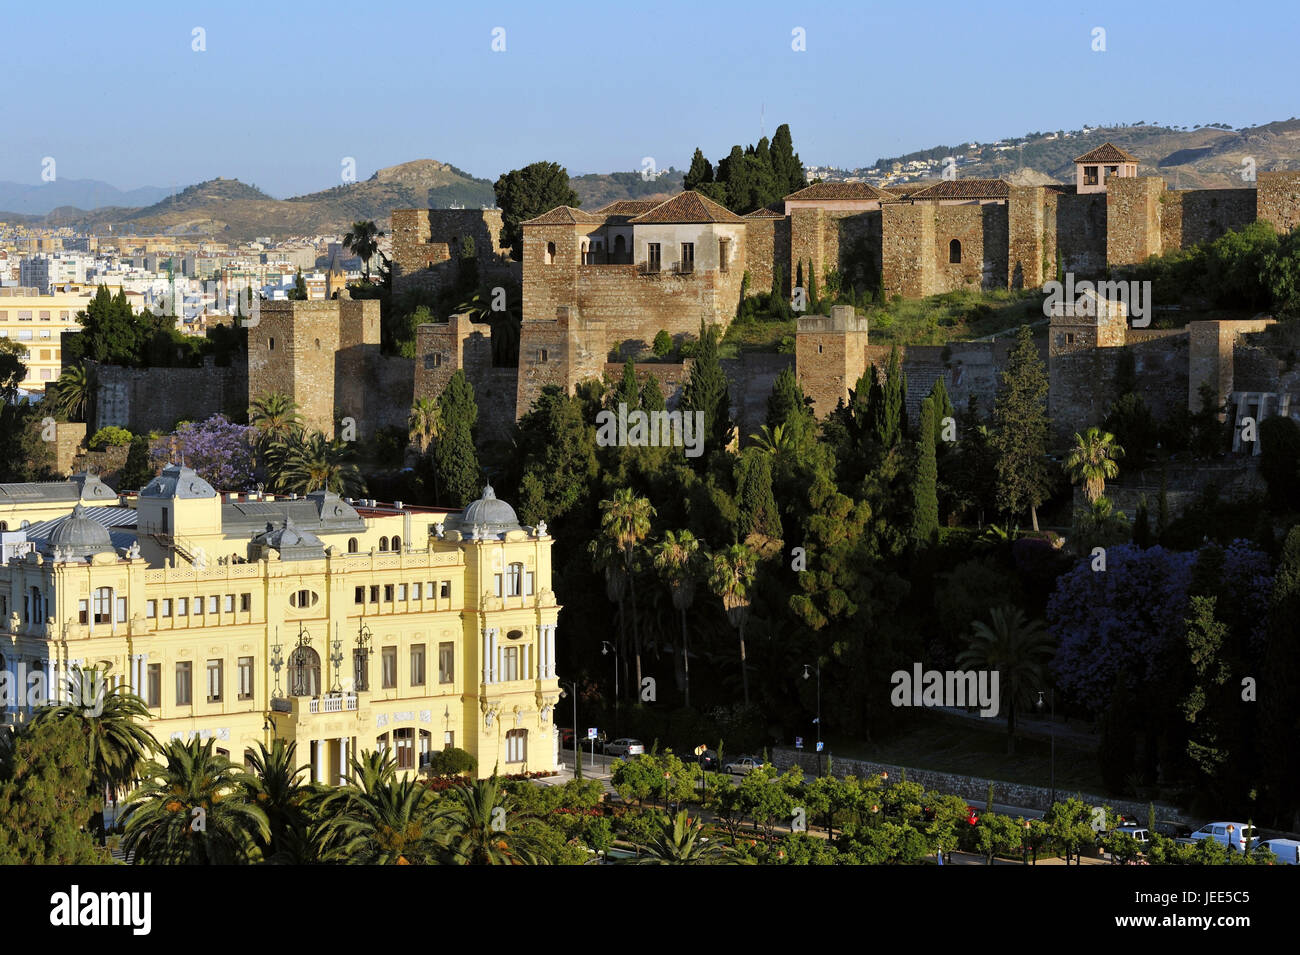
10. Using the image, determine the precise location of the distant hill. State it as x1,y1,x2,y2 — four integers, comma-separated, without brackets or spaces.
0,178,172,216
867,120,1300,190
18,160,498,241
570,168,684,209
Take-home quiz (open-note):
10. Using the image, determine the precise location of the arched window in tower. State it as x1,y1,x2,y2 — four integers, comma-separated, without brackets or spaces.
949,239,962,264
378,536,389,551
347,537,358,553
391,535,401,552
288,645,321,698
545,241,556,265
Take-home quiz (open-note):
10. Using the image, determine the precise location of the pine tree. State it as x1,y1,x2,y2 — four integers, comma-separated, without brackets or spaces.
683,148,714,192
118,435,155,491
639,374,666,412
434,370,481,507
766,366,813,433
991,325,1051,530
770,124,806,194
910,396,939,549
681,319,733,460
613,359,640,412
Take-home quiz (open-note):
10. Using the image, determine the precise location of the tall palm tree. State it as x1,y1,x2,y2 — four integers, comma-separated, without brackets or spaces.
1065,427,1124,505
343,220,384,283
631,810,738,864
589,536,629,698
33,668,157,843
276,429,364,496
121,737,270,864
408,396,442,454
707,543,758,706
957,606,1056,755
319,758,450,865
48,365,94,423
241,739,315,862
600,489,655,700
442,775,522,865
652,530,701,708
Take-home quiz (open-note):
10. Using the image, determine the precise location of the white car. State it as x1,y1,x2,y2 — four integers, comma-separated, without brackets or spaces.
605,738,645,758
1188,822,1257,852
1256,839,1300,864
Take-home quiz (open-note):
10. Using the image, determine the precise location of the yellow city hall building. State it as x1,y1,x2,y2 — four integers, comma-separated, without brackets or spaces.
0,467,563,781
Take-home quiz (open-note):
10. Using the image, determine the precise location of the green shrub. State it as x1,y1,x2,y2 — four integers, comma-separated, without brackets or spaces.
422,746,477,777
652,330,672,357
88,426,133,451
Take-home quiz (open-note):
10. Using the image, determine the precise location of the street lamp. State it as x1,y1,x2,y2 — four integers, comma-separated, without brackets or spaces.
559,680,581,780
802,662,822,777
1036,689,1056,806
602,640,619,733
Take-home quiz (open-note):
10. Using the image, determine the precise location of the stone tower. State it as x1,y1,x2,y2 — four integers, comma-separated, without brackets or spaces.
795,305,870,419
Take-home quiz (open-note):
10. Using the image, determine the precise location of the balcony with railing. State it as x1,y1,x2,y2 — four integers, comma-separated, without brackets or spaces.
309,693,359,714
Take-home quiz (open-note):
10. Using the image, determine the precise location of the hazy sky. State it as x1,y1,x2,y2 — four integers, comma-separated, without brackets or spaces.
6,0,1295,197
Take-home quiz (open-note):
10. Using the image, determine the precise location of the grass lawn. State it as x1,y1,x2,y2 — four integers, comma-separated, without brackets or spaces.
824,707,1105,796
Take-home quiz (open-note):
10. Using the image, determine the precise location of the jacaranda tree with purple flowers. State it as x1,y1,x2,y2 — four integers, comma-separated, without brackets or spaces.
151,414,256,491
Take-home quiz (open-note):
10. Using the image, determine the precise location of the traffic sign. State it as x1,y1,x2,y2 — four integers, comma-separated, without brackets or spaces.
816,741,824,752
587,727,597,740
795,736,804,750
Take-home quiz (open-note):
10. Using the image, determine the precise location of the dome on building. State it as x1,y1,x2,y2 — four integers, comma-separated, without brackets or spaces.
47,503,115,558
140,464,217,500
249,516,326,562
446,485,523,538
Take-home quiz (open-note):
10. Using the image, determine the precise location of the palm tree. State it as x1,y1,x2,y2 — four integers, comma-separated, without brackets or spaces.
48,365,94,423
652,530,701,708
241,739,315,862
343,220,384,283
318,755,450,865
408,396,442,454
276,429,364,496
707,543,758,706
250,391,302,470
589,536,629,698
1065,427,1124,505
600,489,655,700
33,670,157,844
121,737,270,864
631,810,738,864
749,423,794,460
957,606,1056,755
442,775,522,865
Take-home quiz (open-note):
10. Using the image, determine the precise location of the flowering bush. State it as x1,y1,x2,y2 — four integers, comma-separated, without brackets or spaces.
150,414,255,491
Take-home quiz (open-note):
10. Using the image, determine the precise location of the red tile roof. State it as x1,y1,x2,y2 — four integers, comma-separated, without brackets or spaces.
595,200,662,217
522,206,600,225
1073,142,1139,164
744,207,784,218
628,191,747,224
784,181,888,201
906,179,1011,201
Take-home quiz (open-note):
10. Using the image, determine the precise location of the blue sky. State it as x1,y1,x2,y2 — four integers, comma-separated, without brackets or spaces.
6,0,1296,197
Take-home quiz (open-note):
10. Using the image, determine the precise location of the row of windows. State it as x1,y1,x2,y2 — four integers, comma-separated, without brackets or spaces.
353,580,451,605
1,328,54,340
495,563,534,598
153,656,256,708
344,536,401,553
284,642,456,695
0,310,72,321
146,592,252,620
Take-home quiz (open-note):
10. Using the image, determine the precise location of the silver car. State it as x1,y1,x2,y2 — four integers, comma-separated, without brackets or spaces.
725,756,765,775
605,738,645,758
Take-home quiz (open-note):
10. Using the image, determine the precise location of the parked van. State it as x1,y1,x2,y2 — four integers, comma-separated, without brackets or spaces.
1188,822,1258,852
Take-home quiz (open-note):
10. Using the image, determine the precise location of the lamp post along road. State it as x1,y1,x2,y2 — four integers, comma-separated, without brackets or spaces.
802,662,822,777
1036,689,1055,806
560,680,581,780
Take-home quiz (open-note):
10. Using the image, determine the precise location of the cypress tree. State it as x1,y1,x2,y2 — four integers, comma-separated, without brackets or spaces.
766,366,812,433
909,396,939,549
681,319,733,459
613,359,640,411
735,447,781,543
434,370,480,507
807,265,820,315
929,375,954,445
871,345,907,451
991,325,1051,530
